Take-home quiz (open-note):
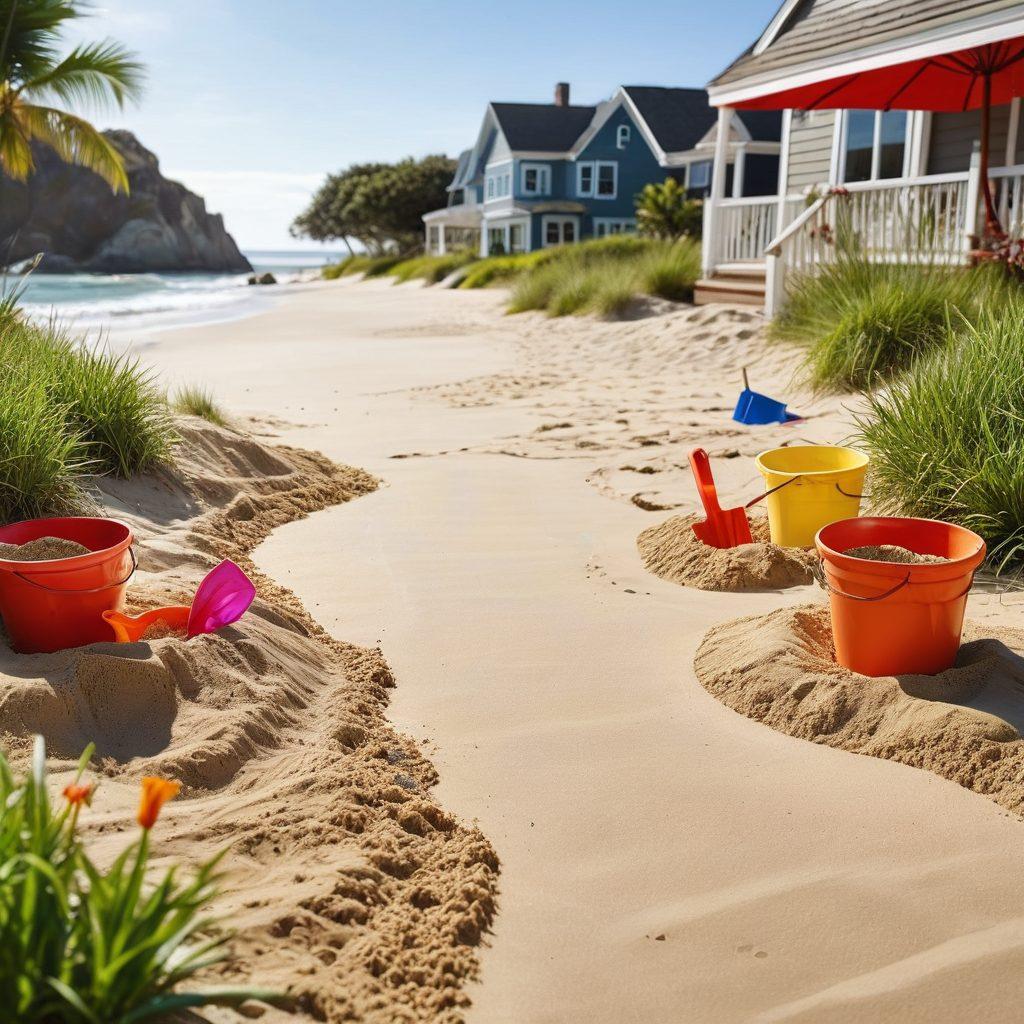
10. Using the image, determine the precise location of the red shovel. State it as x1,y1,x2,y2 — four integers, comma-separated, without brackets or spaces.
689,448,799,549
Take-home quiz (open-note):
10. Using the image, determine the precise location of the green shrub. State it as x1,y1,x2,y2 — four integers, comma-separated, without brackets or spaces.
387,250,477,284
636,178,703,238
460,250,552,289
856,301,1024,569
0,302,176,520
0,738,275,1023
770,257,1010,392
172,385,227,426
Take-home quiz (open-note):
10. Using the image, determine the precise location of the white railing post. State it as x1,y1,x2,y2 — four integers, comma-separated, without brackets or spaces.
732,143,747,199
702,105,733,275
964,140,982,254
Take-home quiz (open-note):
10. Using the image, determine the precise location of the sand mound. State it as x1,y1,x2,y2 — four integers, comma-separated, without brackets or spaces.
695,604,1024,817
638,514,816,591
844,544,947,564
0,537,90,561
0,417,498,1024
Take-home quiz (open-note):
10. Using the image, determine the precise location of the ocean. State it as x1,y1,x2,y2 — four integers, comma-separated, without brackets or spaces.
6,250,342,333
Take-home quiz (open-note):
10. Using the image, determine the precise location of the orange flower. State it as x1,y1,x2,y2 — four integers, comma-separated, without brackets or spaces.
137,776,180,830
63,782,93,807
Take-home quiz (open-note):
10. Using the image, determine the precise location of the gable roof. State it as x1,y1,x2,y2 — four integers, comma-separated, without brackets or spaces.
490,102,597,152
448,148,474,191
711,0,1024,89
621,86,781,153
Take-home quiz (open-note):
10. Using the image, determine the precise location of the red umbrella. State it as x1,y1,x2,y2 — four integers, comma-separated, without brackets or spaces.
732,37,1024,239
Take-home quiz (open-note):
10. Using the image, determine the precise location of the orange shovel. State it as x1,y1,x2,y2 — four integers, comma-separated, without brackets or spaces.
689,448,754,548
689,448,800,549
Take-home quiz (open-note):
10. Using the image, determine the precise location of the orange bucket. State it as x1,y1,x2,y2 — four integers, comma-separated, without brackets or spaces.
815,517,985,677
0,517,136,654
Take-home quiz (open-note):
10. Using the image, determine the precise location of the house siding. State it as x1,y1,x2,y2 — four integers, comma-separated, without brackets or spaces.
926,104,1013,174
786,109,835,193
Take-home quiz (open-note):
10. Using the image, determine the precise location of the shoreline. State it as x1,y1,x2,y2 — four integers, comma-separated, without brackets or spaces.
125,277,1024,1022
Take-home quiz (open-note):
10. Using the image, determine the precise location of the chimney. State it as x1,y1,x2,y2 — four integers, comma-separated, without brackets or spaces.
554,82,570,107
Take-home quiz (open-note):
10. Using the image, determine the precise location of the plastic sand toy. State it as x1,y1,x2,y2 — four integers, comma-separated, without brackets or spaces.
732,369,801,425
103,559,256,643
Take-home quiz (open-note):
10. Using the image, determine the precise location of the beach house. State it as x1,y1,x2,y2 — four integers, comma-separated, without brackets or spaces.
422,84,782,257
699,1,1024,311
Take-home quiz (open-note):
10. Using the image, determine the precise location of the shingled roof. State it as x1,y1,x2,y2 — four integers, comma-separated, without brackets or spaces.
490,102,597,152
622,86,782,151
712,0,1024,88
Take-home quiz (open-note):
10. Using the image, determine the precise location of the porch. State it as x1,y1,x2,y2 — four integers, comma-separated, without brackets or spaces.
698,143,1024,314
423,205,482,256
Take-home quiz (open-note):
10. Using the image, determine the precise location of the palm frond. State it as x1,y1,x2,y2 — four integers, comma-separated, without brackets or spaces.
19,103,128,192
22,39,144,108
0,104,34,180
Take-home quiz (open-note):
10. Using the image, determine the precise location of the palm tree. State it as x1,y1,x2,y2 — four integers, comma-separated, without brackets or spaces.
0,0,143,194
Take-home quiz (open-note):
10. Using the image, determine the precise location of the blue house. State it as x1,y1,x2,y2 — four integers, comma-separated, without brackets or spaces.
423,83,782,256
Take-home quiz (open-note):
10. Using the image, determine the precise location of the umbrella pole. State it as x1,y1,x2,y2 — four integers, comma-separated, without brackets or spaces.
979,71,1004,238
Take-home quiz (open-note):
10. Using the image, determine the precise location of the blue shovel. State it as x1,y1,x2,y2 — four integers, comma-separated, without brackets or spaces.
732,369,801,425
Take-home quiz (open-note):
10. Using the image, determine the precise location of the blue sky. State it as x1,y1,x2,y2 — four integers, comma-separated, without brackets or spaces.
74,0,776,250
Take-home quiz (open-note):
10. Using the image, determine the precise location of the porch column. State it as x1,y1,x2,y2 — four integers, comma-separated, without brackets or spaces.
964,140,982,254
703,105,733,274
731,142,747,198
436,224,445,255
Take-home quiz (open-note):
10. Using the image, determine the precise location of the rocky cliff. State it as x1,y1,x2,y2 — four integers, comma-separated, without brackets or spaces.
0,130,252,274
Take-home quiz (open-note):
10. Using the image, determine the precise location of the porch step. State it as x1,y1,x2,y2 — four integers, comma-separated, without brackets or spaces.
713,261,767,282
693,272,766,308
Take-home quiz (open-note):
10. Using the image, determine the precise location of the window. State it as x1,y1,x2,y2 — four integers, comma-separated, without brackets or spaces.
503,172,511,195
597,163,617,197
543,217,577,246
486,177,494,199
487,227,506,254
842,109,908,183
688,161,711,189
509,222,526,254
617,124,631,149
521,163,551,196
577,161,617,199
594,218,636,238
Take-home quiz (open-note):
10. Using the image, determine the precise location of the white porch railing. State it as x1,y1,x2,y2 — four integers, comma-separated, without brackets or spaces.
713,196,778,264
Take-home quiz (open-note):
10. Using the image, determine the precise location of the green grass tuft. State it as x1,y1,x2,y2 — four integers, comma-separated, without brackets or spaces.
770,256,1011,392
172,384,228,426
856,299,1024,570
0,301,176,522
387,250,477,284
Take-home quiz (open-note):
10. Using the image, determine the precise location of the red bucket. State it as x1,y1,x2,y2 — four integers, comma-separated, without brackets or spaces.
0,517,136,654
815,517,985,677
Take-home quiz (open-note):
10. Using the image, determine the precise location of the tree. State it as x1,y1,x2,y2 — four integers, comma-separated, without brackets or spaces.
0,0,143,194
292,155,456,255
636,178,703,240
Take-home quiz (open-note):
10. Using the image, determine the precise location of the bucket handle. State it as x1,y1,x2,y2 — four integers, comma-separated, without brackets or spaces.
12,546,137,594
744,474,802,509
813,561,911,602
835,483,867,499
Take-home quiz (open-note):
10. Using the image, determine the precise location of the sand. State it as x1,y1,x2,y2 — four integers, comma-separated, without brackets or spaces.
0,537,89,560
695,604,1024,817
843,544,948,564
138,619,186,641
0,417,497,1023
102,277,1024,1023
638,513,816,591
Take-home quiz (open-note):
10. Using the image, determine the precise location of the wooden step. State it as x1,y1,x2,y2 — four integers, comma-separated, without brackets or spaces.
693,276,766,308
714,261,767,281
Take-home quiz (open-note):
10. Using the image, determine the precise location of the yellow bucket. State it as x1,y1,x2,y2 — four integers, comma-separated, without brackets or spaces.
755,445,868,547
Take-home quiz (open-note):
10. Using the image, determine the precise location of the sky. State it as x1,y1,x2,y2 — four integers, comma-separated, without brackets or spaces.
69,0,777,251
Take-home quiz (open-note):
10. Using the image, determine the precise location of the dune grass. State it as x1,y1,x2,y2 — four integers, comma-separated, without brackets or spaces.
0,298,176,522
322,254,407,280
856,301,1024,570
387,250,477,284
172,384,227,426
770,256,1011,392
506,237,700,317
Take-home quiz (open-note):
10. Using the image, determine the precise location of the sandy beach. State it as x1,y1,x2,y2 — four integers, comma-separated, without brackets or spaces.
79,276,1024,1022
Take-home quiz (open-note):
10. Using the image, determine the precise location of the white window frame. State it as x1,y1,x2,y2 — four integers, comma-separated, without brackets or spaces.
484,161,513,203
486,176,495,199
593,217,636,238
616,124,631,149
576,160,617,199
837,109,912,184
541,215,578,247
485,217,530,256
520,162,551,197
686,161,711,189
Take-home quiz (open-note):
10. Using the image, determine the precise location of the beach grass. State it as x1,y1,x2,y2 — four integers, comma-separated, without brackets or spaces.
770,257,1007,392
387,250,477,284
172,384,228,426
506,237,700,317
0,299,175,522
856,301,1024,569
322,254,407,280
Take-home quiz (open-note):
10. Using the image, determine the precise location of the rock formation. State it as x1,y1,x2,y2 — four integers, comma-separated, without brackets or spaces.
0,130,251,274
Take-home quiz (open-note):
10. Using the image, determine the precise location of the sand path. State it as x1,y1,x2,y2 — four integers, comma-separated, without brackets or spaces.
135,279,1024,1023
